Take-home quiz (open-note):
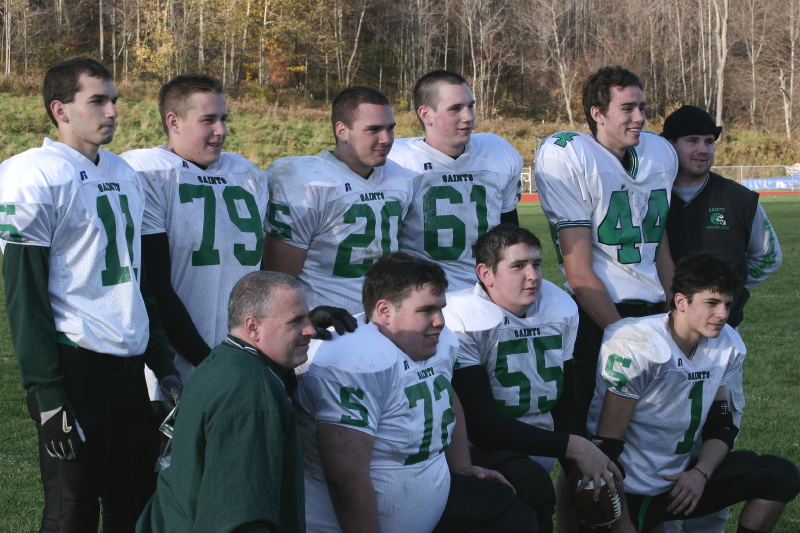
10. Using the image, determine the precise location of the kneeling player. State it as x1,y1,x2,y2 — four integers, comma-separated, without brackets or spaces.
295,252,538,533
444,224,622,532
588,253,800,533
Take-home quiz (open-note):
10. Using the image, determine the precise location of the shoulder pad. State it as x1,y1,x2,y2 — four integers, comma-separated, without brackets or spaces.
604,316,672,365
444,287,504,334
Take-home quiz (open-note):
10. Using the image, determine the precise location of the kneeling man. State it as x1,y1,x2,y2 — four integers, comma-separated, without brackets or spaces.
296,252,538,533
588,253,800,533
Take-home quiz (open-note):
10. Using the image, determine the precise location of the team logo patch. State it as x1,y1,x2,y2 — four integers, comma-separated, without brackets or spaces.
79,171,88,181
182,160,189,168
707,208,728,229
424,162,433,170
678,358,683,367
403,360,410,370
504,316,510,324
345,183,352,192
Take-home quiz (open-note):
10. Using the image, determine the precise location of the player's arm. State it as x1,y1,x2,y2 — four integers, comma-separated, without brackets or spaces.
141,233,211,366
499,209,519,226
745,204,782,289
445,391,515,487
316,422,381,533
261,234,308,277
139,268,181,407
594,389,639,533
655,232,675,312
558,226,621,329
2,243,66,411
663,386,732,517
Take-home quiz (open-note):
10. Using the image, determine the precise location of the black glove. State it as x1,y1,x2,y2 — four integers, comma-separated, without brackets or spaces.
41,404,85,460
308,306,358,340
159,375,184,411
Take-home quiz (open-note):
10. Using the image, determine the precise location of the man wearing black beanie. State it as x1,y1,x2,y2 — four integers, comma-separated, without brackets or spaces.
662,105,783,533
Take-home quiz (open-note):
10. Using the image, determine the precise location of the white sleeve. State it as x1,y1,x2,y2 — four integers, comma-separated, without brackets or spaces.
265,179,322,249
598,333,651,400
745,204,781,289
135,169,169,235
299,365,390,436
0,166,55,246
502,147,524,212
452,329,483,369
562,309,579,362
535,144,592,229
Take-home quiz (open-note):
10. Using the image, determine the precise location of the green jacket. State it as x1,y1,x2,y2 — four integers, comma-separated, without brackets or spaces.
137,335,305,533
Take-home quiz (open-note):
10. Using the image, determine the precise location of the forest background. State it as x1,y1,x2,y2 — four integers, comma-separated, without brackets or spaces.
2,0,800,167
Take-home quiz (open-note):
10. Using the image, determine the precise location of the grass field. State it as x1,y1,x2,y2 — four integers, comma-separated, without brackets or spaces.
1,197,798,531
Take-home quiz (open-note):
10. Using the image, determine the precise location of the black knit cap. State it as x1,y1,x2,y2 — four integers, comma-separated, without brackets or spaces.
660,105,722,140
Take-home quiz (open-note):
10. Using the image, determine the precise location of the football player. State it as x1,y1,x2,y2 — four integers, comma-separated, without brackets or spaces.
535,66,678,426
588,253,800,533
444,224,622,533
388,70,523,291
263,86,415,313
122,74,271,399
0,57,179,531
295,252,537,533
662,105,782,533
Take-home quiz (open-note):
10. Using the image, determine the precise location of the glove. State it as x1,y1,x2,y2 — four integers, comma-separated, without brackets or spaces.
159,375,184,411
40,404,85,460
308,306,358,340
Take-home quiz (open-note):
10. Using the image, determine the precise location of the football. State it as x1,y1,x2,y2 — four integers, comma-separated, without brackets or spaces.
568,467,622,527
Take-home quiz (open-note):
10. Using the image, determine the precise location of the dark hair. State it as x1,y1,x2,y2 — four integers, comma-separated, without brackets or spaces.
331,86,390,135
158,73,224,134
475,224,542,273
362,252,448,319
413,70,468,113
43,57,113,127
669,253,741,310
228,271,303,330
582,66,644,135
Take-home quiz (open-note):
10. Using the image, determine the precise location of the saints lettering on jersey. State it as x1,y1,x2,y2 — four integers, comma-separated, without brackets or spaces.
444,281,578,431
121,147,270,387
389,134,523,291
296,318,458,533
266,151,414,312
535,131,677,304
587,315,744,496
0,139,149,355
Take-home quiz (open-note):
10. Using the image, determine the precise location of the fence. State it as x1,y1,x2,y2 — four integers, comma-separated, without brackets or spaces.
520,165,799,194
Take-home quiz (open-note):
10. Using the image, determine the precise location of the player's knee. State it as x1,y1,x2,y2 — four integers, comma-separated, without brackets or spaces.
502,457,555,513
757,454,800,502
495,498,540,533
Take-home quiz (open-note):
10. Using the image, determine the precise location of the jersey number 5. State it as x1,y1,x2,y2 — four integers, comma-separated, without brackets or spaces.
598,189,669,264
494,335,564,417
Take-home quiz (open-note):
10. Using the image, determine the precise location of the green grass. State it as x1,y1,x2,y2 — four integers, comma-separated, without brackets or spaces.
1,195,799,531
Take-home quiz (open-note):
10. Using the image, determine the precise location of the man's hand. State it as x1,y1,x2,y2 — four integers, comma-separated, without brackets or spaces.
308,306,358,340
664,468,707,516
572,436,623,501
40,404,85,460
457,465,516,493
159,375,184,411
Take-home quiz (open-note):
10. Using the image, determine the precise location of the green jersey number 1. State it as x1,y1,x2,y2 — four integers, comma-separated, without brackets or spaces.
423,185,488,260
97,194,137,286
597,189,669,264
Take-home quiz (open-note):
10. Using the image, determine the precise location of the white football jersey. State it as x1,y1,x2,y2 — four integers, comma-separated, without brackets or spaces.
587,314,745,496
0,139,149,355
535,131,677,303
389,134,522,291
266,151,415,313
121,148,269,385
444,281,578,431
295,315,459,533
